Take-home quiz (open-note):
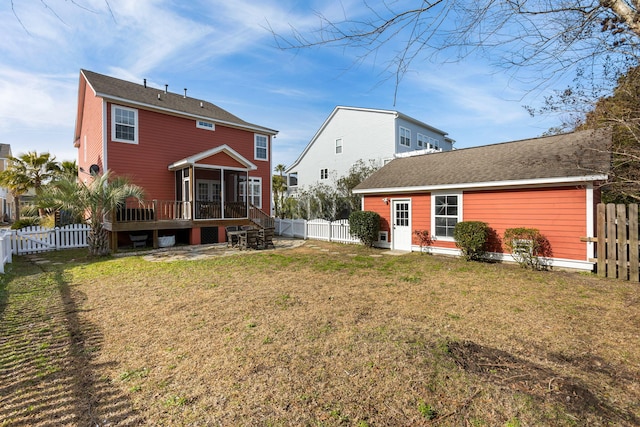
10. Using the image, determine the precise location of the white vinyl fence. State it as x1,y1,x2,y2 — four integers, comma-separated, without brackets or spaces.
274,218,360,244
10,224,90,255
0,229,13,274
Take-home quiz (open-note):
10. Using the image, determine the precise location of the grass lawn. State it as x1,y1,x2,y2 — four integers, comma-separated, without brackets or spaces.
0,240,639,426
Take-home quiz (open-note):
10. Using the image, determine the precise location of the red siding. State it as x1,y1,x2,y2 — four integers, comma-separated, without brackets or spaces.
104,102,272,211
464,187,589,260
77,89,104,178
365,186,593,261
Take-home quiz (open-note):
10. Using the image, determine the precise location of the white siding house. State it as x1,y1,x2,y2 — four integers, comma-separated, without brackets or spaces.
285,106,453,193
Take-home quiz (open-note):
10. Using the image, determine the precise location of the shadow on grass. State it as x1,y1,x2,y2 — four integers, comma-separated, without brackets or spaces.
447,340,639,425
0,255,144,425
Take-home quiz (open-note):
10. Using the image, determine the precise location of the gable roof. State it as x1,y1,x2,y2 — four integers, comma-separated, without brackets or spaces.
168,145,257,171
285,106,450,172
79,69,278,136
353,128,611,194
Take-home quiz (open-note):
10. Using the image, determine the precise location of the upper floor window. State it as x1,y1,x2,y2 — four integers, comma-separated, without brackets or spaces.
433,193,461,239
335,138,343,154
112,105,138,144
196,120,215,131
399,127,411,147
255,134,268,161
417,133,427,148
320,168,328,180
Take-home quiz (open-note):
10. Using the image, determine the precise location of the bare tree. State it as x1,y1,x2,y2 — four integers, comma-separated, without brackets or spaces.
11,0,115,34
271,1,640,102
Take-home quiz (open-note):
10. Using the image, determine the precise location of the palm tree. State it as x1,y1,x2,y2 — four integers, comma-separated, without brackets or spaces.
0,151,61,219
273,164,287,218
47,170,144,256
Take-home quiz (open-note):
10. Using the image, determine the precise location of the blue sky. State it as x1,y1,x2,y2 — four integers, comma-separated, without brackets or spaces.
1,0,568,168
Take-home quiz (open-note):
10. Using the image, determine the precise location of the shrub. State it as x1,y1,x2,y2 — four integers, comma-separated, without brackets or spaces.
349,210,381,247
413,229,434,254
503,227,551,270
11,217,40,230
453,221,489,261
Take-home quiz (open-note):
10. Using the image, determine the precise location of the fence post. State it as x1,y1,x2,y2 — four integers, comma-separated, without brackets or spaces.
617,204,628,280
630,204,639,282
597,204,606,278
606,204,617,279
55,227,61,251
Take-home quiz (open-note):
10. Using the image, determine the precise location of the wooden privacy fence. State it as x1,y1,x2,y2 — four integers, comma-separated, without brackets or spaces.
583,203,639,281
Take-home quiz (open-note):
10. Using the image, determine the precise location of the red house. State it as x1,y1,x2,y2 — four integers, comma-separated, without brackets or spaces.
353,129,612,270
74,69,278,250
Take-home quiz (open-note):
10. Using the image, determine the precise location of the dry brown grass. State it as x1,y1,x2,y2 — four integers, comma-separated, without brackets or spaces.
1,240,639,426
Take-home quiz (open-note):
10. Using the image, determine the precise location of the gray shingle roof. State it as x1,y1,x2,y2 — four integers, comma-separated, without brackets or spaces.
354,128,611,192
81,69,277,135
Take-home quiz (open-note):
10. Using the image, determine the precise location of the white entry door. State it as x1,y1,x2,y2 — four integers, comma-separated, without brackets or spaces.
392,199,412,251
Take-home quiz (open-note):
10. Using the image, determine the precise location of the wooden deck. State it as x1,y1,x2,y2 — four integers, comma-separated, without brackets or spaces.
104,200,274,251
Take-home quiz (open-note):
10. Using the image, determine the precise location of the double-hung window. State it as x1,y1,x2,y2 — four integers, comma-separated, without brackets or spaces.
399,127,411,147
254,134,268,161
417,133,427,148
112,105,138,144
432,193,461,239
320,168,328,180
335,138,343,154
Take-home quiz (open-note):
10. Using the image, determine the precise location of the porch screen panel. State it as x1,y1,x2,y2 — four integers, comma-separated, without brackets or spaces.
224,170,248,218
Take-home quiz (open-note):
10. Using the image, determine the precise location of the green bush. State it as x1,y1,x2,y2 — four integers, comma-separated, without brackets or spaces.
503,227,551,270
349,211,381,247
453,221,489,261
11,217,40,230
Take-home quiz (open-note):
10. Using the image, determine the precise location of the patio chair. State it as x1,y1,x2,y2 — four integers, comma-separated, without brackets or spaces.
239,229,259,250
258,227,275,249
226,226,239,247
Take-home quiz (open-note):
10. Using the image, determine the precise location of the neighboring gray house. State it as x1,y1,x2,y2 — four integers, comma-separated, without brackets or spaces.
285,106,454,194
0,144,12,222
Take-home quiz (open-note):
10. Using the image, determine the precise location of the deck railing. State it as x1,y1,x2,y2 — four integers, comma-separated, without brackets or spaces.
249,204,275,229
108,200,259,223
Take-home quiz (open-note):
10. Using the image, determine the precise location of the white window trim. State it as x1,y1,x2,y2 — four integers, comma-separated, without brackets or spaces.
320,168,328,180
417,133,426,148
248,177,262,208
254,134,269,161
111,105,138,144
399,126,411,147
431,191,462,242
196,120,215,131
335,138,343,154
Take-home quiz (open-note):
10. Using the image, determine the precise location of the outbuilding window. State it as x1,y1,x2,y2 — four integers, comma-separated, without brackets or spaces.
432,193,461,239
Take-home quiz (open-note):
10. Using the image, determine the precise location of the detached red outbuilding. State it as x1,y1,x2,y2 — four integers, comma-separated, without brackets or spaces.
353,129,612,270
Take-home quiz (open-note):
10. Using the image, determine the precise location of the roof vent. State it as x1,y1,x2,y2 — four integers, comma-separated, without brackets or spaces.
183,88,187,98
200,101,204,108
164,84,168,94
157,93,161,100
144,78,147,88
